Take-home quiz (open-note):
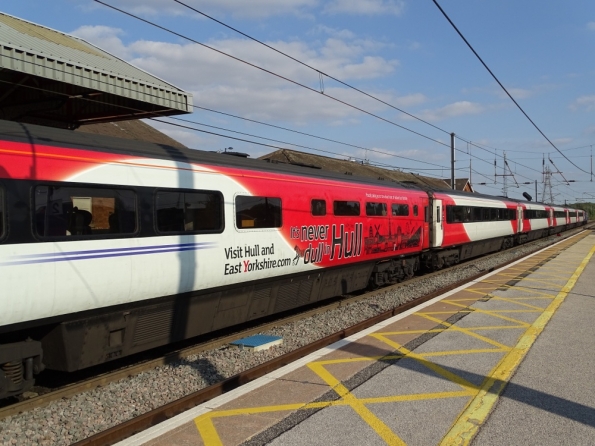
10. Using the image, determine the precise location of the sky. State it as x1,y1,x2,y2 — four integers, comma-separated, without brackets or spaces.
3,0,595,204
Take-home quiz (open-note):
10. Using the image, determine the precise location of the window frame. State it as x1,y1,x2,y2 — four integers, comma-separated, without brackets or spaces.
446,205,516,224
391,203,409,217
0,186,5,242
155,188,224,235
333,200,360,217
311,199,327,217
32,182,139,241
235,195,282,230
365,202,387,217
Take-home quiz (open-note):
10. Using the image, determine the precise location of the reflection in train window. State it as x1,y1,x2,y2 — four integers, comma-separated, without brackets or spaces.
156,190,223,233
0,188,4,239
446,205,516,223
392,203,409,216
34,185,136,237
333,200,360,216
525,209,548,219
311,199,326,216
366,202,387,216
236,196,282,229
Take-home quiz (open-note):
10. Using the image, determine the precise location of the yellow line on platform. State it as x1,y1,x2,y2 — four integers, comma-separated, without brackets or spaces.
489,296,546,311
308,362,407,445
440,243,595,446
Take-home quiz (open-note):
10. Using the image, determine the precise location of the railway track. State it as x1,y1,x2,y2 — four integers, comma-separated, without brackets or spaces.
1,226,591,439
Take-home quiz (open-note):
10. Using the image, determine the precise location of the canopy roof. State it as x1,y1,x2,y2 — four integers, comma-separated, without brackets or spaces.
0,13,192,129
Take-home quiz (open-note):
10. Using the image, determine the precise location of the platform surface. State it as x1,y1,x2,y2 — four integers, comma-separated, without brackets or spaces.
118,231,595,446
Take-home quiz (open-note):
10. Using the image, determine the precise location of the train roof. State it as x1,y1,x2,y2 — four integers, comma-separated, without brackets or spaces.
0,119,429,192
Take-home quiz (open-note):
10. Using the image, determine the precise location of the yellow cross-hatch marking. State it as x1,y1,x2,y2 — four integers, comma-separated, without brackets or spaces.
440,243,595,446
189,238,593,446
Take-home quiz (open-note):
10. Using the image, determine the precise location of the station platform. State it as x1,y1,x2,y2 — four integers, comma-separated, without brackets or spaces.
118,231,595,446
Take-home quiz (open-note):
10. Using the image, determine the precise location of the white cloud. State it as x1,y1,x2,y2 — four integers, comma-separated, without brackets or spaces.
392,93,427,108
324,0,405,16
70,25,130,59
570,95,595,111
503,87,533,100
90,0,318,19
410,101,485,121
67,31,403,125
587,22,595,31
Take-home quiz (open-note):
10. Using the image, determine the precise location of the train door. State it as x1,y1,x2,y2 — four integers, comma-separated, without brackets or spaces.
517,206,523,233
431,199,444,247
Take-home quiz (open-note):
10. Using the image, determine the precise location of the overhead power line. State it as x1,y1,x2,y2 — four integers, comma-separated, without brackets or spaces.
0,50,446,170
93,1,576,180
94,0,448,148
171,0,450,136
0,76,451,178
431,0,591,176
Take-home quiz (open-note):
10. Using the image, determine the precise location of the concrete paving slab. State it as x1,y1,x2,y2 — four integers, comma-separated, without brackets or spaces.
268,406,387,446
351,357,466,398
368,397,471,446
472,241,595,446
471,327,526,348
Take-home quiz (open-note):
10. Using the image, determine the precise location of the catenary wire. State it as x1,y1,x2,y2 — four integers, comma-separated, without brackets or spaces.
431,0,590,176
94,0,449,148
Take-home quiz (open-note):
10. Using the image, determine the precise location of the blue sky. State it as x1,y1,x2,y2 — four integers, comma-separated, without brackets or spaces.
3,0,595,204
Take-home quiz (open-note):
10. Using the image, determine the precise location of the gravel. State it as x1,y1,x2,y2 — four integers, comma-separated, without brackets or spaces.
0,233,577,446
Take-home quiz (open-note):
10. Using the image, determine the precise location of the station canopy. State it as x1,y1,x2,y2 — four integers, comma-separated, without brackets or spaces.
0,13,192,129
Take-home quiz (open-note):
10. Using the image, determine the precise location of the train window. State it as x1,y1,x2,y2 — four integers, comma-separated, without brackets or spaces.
366,202,387,216
525,209,548,219
472,207,484,221
236,196,281,229
413,205,418,217
446,206,462,223
0,188,4,239
311,199,326,216
333,201,360,216
156,190,223,233
34,185,136,238
392,204,409,216
554,211,566,218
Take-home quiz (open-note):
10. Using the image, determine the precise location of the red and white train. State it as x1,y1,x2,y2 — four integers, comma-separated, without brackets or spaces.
0,119,587,398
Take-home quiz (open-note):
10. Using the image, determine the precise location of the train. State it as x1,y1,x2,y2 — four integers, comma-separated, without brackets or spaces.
0,119,587,399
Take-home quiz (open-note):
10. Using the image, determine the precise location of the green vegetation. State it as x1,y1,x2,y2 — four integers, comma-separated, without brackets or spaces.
568,202,595,219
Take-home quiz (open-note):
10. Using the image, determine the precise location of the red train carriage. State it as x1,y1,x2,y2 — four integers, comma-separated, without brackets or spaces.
0,119,587,399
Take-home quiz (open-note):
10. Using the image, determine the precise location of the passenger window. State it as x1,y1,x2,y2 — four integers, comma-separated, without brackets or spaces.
236,196,281,229
311,199,326,216
366,202,387,216
34,185,136,237
0,188,4,239
333,200,360,216
413,205,418,217
392,203,409,216
156,190,223,233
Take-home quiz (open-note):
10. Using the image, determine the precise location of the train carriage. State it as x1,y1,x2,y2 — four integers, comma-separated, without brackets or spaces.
0,119,587,399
